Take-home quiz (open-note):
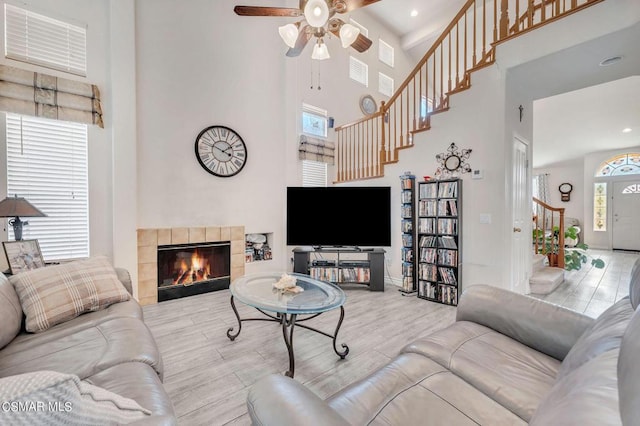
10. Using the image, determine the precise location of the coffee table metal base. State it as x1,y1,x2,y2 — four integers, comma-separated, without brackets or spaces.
226,295,349,377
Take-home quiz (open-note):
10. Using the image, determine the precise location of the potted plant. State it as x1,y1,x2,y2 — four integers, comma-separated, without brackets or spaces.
533,226,605,271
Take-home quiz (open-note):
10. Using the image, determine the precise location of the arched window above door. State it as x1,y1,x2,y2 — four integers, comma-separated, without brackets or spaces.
595,153,640,177
622,184,640,194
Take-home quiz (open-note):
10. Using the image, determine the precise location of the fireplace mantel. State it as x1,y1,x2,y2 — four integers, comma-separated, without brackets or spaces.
137,226,245,305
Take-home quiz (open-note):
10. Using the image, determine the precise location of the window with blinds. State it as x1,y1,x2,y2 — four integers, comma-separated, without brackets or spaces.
6,114,89,261
349,56,368,87
378,72,394,97
302,160,327,187
4,4,87,76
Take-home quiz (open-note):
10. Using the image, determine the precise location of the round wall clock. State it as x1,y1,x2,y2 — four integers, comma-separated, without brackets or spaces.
195,125,247,177
559,182,573,202
360,94,377,116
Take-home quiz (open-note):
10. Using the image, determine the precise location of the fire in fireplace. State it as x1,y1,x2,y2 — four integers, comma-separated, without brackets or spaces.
157,242,231,302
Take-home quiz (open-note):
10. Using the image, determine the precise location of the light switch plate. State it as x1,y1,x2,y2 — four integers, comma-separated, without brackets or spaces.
479,213,492,224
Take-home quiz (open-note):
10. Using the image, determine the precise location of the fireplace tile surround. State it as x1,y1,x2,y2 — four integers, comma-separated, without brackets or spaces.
137,226,245,305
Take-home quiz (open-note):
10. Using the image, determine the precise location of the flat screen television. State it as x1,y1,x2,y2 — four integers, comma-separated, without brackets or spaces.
286,186,391,247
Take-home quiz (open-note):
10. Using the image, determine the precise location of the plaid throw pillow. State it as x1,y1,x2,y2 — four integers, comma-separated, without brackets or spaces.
9,256,131,333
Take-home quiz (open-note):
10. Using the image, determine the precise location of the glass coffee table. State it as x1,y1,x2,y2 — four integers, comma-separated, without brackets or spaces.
226,272,349,378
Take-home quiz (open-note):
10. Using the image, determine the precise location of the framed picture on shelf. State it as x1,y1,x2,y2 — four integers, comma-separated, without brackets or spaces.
3,239,45,274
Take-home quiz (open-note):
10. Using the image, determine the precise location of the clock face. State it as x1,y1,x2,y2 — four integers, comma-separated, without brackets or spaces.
195,126,247,177
360,95,376,116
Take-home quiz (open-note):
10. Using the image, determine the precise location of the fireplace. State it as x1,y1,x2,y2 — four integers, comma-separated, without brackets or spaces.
157,241,231,302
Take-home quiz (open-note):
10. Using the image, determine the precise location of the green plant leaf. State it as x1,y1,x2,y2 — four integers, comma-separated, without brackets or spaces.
592,258,605,269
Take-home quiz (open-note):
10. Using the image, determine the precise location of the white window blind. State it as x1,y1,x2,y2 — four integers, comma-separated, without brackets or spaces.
378,39,394,67
6,114,89,261
350,56,368,87
4,3,87,76
378,72,394,97
302,160,327,187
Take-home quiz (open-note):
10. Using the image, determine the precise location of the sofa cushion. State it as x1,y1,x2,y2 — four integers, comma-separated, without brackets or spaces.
618,305,640,425
9,255,130,332
0,370,150,425
0,317,163,380
629,257,640,310
557,297,633,379
402,321,560,422
529,349,621,425
7,299,142,352
327,353,526,426
85,362,176,424
0,273,22,349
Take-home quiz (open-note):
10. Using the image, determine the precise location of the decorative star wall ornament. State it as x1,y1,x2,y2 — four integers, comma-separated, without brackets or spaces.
435,142,472,178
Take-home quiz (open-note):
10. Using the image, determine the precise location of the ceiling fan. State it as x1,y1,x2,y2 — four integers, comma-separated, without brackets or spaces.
234,0,379,60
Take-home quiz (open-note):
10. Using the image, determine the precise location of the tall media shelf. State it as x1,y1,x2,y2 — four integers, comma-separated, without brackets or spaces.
400,173,416,294
416,178,462,306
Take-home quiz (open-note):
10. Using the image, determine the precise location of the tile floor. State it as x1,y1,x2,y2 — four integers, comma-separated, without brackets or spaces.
531,249,639,318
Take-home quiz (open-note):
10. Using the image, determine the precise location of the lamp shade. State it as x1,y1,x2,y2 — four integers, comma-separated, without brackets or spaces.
278,23,299,48
0,196,46,218
339,23,360,48
312,40,330,60
304,0,329,28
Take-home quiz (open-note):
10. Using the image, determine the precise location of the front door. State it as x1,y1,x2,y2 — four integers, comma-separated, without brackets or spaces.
612,181,640,251
511,136,530,293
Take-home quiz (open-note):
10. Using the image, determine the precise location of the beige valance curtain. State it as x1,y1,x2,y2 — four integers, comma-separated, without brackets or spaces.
0,64,103,128
299,134,335,165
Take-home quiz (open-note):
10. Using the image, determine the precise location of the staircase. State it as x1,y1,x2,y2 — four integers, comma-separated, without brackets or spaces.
333,0,603,182
530,197,566,294
530,252,564,294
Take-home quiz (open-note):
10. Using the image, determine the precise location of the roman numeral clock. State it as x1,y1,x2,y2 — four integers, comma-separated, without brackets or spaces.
195,125,247,177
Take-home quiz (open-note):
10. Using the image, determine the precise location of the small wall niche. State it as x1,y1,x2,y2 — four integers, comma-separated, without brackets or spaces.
245,233,273,263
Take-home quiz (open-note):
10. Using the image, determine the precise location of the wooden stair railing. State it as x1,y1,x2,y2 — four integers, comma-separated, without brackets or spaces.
533,197,565,269
334,0,603,183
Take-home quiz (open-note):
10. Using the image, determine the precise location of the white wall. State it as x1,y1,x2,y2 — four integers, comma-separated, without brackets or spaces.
533,158,585,224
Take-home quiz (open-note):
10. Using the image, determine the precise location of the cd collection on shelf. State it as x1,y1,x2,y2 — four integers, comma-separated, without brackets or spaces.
310,263,371,284
415,178,461,306
400,173,417,294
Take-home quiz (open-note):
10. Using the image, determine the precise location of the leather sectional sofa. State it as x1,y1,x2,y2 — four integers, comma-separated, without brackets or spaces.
248,258,640,425
0,267,176,425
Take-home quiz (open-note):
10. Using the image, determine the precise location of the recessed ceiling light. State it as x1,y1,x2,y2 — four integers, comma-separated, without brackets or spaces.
599,55,624,66
410,10,418,17
622,128,632,133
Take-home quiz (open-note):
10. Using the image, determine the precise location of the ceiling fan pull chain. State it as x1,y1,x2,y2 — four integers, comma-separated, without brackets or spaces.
318,63,321,90
310,63,314,89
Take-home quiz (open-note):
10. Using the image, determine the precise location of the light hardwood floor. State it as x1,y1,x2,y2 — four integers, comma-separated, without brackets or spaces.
143,285,457,425
143,250,638,425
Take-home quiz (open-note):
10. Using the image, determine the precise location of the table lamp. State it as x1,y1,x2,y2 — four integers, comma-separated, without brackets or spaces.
0,195,47,241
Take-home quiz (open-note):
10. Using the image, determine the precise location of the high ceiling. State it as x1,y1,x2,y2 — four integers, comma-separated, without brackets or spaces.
365,0,465,58
365,2,640,168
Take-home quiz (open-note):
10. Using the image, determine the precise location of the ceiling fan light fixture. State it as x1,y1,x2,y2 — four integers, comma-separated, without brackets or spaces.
312,39,330,60
278,23,299,48
339,23,360,48
304,0,330,28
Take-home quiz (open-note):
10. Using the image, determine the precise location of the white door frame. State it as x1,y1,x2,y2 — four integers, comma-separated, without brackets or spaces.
511,135,531,294
612,179,640,251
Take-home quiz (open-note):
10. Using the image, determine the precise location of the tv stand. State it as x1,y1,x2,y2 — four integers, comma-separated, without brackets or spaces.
293,247,385,291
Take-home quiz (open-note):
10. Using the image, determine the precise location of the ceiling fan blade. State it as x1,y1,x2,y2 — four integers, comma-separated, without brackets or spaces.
350,33,373,52
329,18,373,53
341,0,380,13
286,26,312,57
234,6,302,17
